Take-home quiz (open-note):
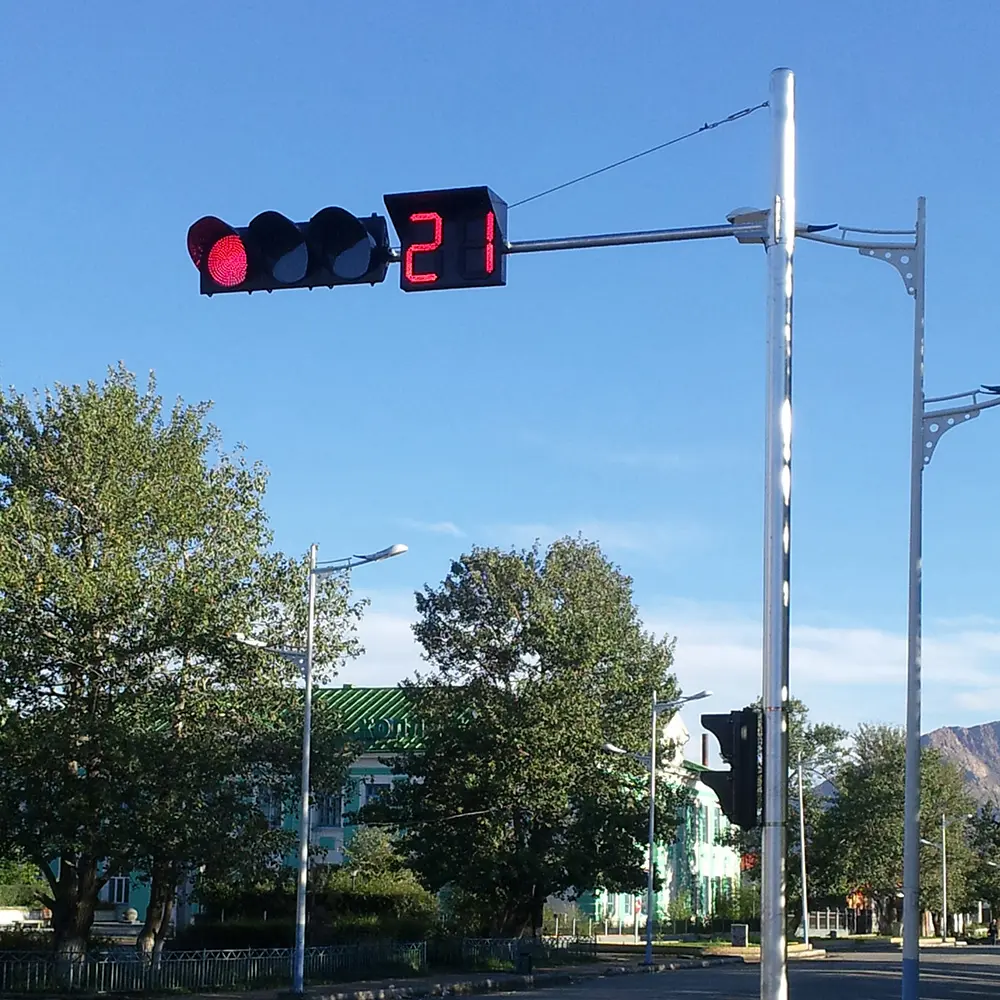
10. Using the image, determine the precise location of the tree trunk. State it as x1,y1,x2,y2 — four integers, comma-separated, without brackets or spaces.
152,897,175,963
43,853,100,982
137,862,179,964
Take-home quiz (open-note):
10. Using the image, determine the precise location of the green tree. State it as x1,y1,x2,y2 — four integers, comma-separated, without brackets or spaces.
0,366,360,963
342,828,405,880
721,698,847,928
811,724,976,934
967,802,1000,911
365,538,685,936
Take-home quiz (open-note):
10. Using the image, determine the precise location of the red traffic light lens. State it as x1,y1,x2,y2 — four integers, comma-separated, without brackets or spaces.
188,216,248,288
206,235,248,287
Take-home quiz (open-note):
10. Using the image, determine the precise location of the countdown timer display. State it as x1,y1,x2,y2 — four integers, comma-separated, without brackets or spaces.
383,186,508,292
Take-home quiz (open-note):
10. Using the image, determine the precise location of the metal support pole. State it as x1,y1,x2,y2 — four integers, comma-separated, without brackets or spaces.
292,543,318,994
761,67,795,1000
645,690,657,965
941,814,948,941
901,197,927,1000
798,759,809,948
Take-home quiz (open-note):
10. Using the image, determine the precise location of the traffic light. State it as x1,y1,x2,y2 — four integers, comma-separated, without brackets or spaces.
700,708,759,830
186,208,390,295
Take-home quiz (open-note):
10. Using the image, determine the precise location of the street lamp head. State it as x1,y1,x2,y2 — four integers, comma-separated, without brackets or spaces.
356,543,409,563
981,384,1000,395
920,838,936,848
654,690,713,714
602,743,628,755
315,542,409,575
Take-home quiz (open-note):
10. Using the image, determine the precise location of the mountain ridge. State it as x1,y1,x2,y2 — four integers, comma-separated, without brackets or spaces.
923,720,1000,805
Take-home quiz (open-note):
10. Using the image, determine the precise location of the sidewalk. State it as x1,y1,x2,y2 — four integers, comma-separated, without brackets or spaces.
190,955,744,1000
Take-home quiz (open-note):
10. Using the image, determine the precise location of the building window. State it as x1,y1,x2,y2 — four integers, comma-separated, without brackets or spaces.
696,805,708,844
314,792,342,828
259,788,283,828
104,876,130,905
364,781,388,807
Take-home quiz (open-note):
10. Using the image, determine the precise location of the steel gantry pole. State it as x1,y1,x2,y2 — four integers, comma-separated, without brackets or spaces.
760,67,795,1000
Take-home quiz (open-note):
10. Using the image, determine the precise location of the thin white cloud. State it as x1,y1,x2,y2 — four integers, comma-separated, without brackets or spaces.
339,590,1000,735
645,601,1000,734
398,518,465,537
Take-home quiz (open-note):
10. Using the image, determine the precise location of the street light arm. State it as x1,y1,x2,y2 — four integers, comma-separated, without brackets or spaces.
315,543,408,575
921,391,1000,467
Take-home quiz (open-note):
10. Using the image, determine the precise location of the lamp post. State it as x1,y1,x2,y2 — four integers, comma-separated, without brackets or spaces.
246,541,408,995
797,202,1000,999
603,689,712,966
797,756,809,948
921,813,974,944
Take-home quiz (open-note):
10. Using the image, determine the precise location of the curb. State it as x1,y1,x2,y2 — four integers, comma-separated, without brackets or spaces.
298,957,747,1000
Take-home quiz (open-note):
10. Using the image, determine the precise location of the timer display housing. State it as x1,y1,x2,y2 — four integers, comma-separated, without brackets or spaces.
383,186,508,292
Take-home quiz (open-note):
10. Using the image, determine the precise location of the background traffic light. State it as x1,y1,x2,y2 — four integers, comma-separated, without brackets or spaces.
700,708,759,830
187,208,389,295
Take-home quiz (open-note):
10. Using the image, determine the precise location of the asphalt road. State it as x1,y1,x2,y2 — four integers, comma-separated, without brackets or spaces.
516,950,1000,999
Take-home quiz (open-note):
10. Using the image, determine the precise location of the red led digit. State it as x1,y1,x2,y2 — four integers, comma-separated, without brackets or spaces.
405,212,443,284
484,211,496,275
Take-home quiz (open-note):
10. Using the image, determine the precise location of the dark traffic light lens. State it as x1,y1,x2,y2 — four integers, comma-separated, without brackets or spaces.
206,235,248,287
248,211,308,284
309,207,373,280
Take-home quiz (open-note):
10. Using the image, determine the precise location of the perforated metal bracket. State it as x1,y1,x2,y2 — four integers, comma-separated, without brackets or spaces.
858,245,921,298
797,225,921,297
922,407,981,466
921,390,1000,466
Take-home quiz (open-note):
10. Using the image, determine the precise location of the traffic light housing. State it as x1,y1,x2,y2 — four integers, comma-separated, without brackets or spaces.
700,708,759,830
187,208,390,295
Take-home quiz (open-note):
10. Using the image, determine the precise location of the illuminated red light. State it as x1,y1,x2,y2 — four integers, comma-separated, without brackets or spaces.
405,212,443,285
206,234,248,287
484,211,496,275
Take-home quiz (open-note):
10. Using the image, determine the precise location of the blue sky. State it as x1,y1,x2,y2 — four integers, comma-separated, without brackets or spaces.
3,2,1000,741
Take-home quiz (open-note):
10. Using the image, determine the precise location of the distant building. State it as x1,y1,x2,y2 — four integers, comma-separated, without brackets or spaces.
119,686,738,928
580,713,742,926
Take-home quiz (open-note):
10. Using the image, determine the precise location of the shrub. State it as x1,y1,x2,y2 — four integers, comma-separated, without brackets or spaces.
0,884,44,907
0,927,50,951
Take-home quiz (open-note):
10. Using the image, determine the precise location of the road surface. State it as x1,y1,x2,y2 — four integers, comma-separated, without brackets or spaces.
515,949,1000,999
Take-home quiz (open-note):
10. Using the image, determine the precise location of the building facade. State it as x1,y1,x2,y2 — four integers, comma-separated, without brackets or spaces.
582,714,742,926
118,686,739,928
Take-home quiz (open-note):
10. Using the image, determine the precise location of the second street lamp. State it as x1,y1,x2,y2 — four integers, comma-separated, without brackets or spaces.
603,688,712,966
246,541,408,996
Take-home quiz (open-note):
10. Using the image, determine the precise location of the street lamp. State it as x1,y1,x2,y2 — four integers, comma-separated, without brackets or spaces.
797,755,809,949
921,813,974,943
247,541,408,996
797,204,1000,1000
602,688,712,966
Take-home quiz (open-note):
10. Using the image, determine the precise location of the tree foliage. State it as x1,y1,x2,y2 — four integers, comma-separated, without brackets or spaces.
723,698,848,907
0,366,359,961
968,802,1000,910
811,724,976,932
364,538,685,936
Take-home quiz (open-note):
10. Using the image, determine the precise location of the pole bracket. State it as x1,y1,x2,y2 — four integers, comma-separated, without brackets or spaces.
799,226,920,297
922,390,1000,466
858,245,921,298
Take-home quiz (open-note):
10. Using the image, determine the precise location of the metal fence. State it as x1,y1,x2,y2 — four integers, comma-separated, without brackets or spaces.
0,941,427,994
432,936,597,970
